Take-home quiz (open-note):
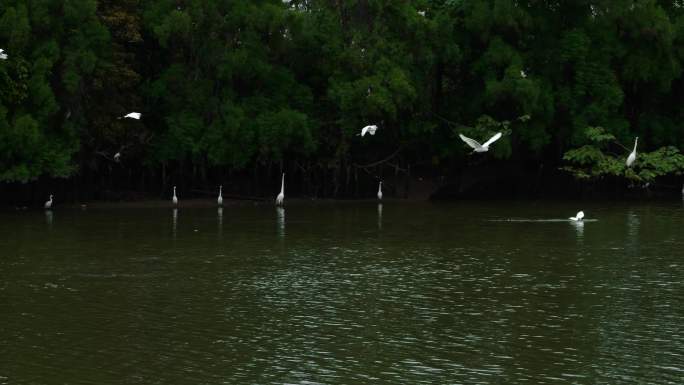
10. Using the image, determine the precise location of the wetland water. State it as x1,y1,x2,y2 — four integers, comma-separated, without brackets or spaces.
1,201,683,384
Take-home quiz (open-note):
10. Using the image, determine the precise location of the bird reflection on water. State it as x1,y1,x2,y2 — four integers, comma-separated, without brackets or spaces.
277,207,285,238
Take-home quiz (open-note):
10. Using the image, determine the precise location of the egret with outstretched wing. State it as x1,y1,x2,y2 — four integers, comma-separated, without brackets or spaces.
120,112,141,120
360,125,378,137
459,132,502,153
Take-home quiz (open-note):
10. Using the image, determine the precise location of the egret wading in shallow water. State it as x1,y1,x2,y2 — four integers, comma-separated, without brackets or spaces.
626,137,638,167
217,185,223,206
276,173,285,206
569,211,585,221
377,181,383,200
172,186,178,206
120,112,141,120
459,132,502,153
360,125,378,137
44,195,53,209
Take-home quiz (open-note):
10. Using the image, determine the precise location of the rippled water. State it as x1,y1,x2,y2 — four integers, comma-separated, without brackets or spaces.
1,201,683,384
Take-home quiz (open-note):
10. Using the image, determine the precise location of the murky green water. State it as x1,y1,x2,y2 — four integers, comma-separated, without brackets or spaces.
1,201,683,384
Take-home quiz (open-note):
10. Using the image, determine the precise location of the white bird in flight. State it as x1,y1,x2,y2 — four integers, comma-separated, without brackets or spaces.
377,181,383,200
626,137,638,167
360,125,378,137
44,194,53,209
172,186,178,205
569,211,585,221
459,132,503,153
0,49,7,60
520,70,527,78
217,185,223,206
275,173,285,206
120,112,141,120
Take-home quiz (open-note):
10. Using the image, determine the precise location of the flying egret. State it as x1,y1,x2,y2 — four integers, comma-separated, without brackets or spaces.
120,112,141,120
569,211,585,221
172,186,178,205
459,132,503,153
275,173,285,206
0,49,7,60
44,195,53,209
217,185,223,206
360,125,378,137
626,137,638,167
417,10,426,16
377,181,383,200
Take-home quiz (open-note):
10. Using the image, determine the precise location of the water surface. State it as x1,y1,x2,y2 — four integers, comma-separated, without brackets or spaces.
1,201,683,384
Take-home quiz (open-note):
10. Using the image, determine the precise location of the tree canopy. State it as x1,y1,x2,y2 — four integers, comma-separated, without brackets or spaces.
1,0,683,197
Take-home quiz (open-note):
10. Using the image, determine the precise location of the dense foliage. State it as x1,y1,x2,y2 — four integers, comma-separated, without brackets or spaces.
1,0,684,197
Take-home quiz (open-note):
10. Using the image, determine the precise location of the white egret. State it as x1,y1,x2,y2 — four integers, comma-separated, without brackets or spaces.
626,137,638,167
113,152,121,162
569,211,585,221
520,70,527,78
217,185,223,206
360,125,378,137
120,112,141,120
172,186,178,205
275,173,285,206
417,10,426,16
377,181,383,200
459,132,502,153
44,195,53,209
0,49,7,60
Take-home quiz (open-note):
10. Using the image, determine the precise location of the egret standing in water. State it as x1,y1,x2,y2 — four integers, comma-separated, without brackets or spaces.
44,195,53,209
459,132,502,153
626,137,638,167
360,125,378,137
172,186,178,206
377,181,383,200
275,173,285,206
569,211,585,221
217,185,223,206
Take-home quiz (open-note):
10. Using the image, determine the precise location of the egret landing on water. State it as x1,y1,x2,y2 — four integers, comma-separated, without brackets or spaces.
120,112,141,120
44,195,53,209
569,211,585,221
377,181,383,200
275,173,285,206
626,137,638,167
459,132,502,153
172,186,178,206
360,125,378,137
217,185,223,206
